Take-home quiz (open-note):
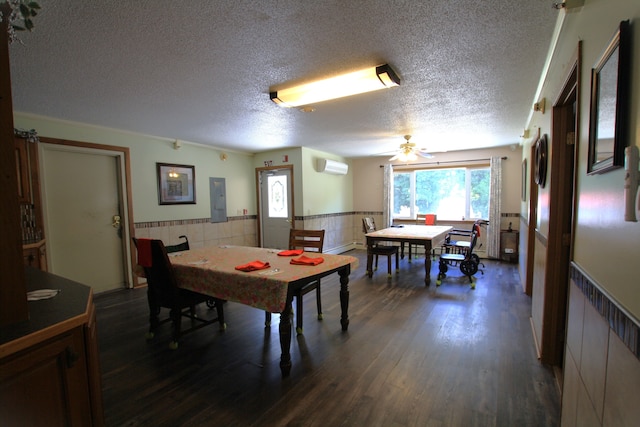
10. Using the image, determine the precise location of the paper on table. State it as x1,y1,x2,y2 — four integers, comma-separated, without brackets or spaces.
27,289,61,301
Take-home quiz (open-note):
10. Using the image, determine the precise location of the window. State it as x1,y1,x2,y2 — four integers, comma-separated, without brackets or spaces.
393,166,490,220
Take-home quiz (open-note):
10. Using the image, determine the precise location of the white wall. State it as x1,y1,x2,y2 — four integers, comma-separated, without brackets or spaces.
14,113,256,222
525,0,640,317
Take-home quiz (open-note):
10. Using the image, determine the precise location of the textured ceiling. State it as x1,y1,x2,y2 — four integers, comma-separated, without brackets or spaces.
9,0,559,158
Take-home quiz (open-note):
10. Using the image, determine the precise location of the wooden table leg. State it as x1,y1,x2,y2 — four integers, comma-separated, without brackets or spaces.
339,267,350,331
279,297,293,376
365,239,373,278
423,243,432,286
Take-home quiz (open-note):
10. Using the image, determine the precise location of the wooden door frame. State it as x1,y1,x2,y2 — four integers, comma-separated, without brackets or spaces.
255,165,295,247
540,43,581,365
38,136,136,289
524,133,539,296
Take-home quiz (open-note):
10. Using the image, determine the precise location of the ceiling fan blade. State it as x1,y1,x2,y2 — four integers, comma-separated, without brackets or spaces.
388,153,400,161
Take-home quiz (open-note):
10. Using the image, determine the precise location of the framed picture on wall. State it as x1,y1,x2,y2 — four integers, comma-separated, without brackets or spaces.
587,20,630,174
157,163,196,205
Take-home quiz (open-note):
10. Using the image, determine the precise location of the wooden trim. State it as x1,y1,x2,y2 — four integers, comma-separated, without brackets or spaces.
539,44,580,365
0,311,89,359
38,137,136,288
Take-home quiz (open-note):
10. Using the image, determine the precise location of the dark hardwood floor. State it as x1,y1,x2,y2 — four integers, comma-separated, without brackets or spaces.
95,249,560,426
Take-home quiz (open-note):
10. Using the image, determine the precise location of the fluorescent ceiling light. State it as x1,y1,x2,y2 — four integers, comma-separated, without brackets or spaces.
270,64,400,107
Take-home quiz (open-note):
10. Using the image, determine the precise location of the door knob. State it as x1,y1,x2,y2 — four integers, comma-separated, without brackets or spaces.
112,215,121,228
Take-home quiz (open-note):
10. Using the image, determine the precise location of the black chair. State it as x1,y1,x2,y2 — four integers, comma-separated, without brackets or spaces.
265,229,325,335
362,217,399,278
436,230,483,289
133,238,225,349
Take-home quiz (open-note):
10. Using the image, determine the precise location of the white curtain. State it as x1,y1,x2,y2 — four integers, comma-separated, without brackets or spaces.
382,164,392,228
487,156,502,259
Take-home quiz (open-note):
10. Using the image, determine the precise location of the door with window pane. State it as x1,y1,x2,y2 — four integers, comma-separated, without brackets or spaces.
259,168,293,249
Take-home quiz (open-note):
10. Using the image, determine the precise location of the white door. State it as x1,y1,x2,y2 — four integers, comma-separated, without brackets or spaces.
41,146,126,293
259,168,293,249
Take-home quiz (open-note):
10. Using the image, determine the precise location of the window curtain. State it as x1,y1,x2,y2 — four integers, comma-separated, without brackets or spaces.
382,164,392,228
487,156,502,259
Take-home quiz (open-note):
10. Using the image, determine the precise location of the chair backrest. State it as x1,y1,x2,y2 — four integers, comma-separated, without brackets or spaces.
466,231,479,257
133,238,180,298
165,235,190,253
418,213,437,225
362,217,377,233
289,229,325,253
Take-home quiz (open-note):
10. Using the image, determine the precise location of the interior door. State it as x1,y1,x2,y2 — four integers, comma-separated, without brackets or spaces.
41,146,126,293
259,167,293,249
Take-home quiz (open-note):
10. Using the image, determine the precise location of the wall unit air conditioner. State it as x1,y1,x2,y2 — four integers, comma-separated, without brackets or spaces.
317,158,349,175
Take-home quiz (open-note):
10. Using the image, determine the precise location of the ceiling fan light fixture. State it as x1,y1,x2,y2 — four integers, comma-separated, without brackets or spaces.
270,64,400,108
388,134,432,162
397,151,418,162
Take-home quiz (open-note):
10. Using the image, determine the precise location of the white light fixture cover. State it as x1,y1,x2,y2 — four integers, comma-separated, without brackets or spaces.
271,64,400,107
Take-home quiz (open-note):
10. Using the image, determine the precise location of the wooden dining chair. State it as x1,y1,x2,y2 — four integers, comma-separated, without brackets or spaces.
410,214,437,259
265,229,325,335
362,217,398,278
133,238,225,349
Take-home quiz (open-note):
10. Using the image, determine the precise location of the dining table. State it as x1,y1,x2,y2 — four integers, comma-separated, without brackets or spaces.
168,245,359,376
365,225,452,285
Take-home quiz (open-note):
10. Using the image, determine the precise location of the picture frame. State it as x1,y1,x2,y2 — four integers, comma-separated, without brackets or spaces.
157,163,196,205
587,20,630,175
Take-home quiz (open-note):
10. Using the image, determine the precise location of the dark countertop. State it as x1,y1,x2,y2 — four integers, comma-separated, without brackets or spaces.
0,267,92,355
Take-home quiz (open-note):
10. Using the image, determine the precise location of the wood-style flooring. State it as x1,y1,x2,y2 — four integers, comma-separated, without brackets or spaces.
95,249,560,426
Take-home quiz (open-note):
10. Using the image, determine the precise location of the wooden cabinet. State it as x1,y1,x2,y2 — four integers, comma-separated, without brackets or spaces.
22,240,47,271
14,137,31,204
15,134,47,271
0,268,104,426
0,327,92,426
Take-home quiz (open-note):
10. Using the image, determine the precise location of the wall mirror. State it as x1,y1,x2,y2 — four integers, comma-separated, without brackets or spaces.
587,20,630,175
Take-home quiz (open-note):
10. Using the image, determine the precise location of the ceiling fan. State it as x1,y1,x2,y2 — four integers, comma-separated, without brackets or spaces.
389,135,434,162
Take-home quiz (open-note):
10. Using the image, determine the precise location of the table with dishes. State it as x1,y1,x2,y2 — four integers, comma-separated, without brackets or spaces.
168,245,359,376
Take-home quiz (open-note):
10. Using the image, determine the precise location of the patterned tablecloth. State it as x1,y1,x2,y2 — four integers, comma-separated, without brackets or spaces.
169,245,359,313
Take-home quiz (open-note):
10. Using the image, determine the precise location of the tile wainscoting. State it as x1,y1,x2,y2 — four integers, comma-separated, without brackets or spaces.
133,212,379,255
562,263,640,426
133,211,511,259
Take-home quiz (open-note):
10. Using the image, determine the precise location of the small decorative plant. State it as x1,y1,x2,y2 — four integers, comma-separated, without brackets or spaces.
1,1,41,43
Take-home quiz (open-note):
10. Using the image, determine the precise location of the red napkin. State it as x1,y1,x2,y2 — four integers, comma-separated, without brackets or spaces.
136,238,152,267
277,249,304,256
235,260,271,272
290,255,324,266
